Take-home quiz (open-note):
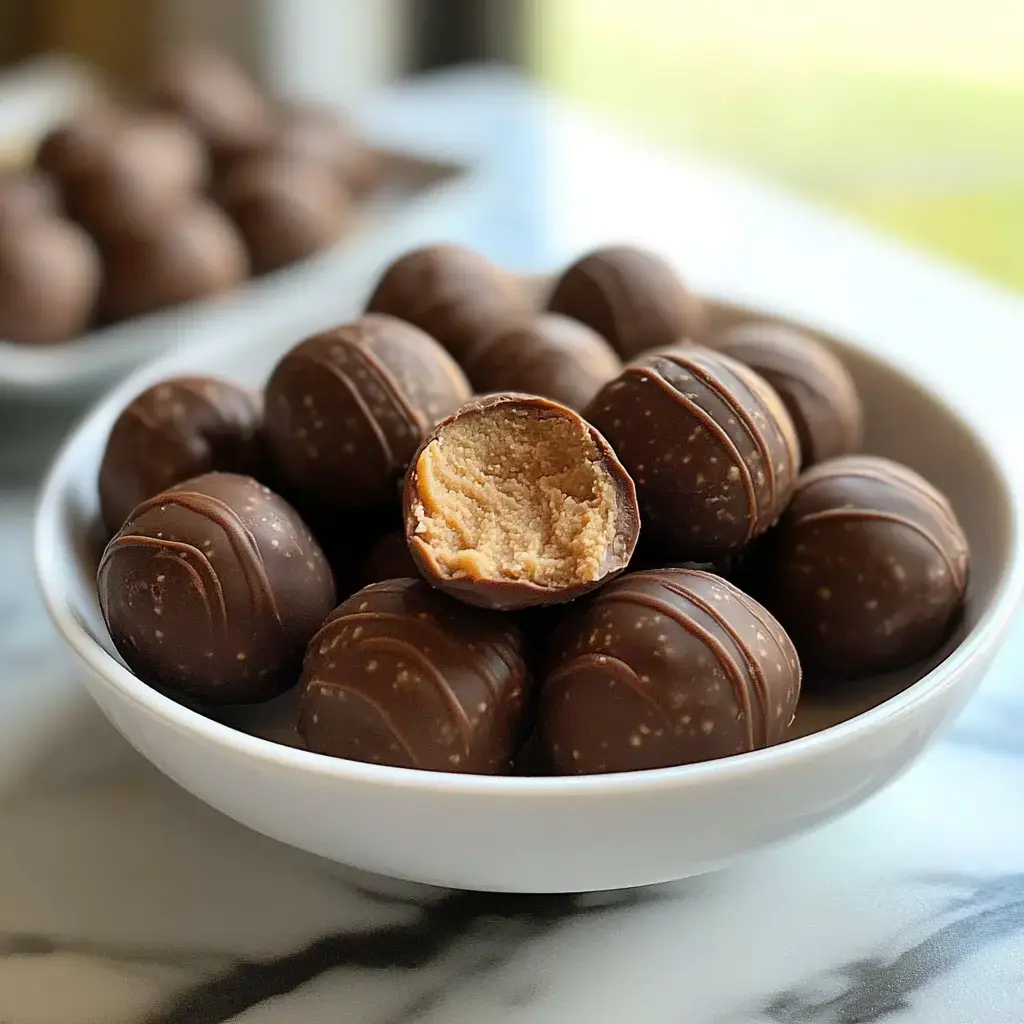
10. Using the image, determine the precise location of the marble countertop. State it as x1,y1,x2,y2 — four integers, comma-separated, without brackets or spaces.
5,68,1024,1024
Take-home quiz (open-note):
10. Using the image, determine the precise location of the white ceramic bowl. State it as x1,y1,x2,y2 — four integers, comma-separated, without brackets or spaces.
35,296,1024,893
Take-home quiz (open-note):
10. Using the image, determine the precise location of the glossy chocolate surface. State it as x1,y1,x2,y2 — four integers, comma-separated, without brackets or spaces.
585,346,800,560
757,455,969,678
264,314,471,512
546,245,704,359
98,472,335,704
541,567,801,774
98,376,264,535
297,578,529,773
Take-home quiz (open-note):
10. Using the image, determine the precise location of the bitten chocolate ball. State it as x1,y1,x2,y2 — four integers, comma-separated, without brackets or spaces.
218,155,350,273
0,169,59,224
62,113,208,239
265,314,472,512
546,245,705,359
757,455,969,678
297,578,529,773
99,200,248,321
98,472,336,704
541,568,801,774
359,529,419,586
365,244,527,362
0,217,100,344
404,393,640,611
462,313,622,412
98,376,264,535
710,321,863,467
586,346,800,561
148,47,271,155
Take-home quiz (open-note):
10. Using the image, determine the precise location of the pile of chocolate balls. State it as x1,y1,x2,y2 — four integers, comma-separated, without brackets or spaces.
0,46,377,345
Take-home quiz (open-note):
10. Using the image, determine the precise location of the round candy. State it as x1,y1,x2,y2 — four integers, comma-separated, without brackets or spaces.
0,169,60,224
217,154,351,273
757,455,969,678
297,578,529,773
264,314,472,512
462,313,622,412
98,376,264,535
0,217,100,344
585,346,800,561
540,568,801,774
99,200,248,322
546,245,705,359
98,472,336,704
365,244,527,362
710,320,863,467
35,104,122,184
404,393,640,610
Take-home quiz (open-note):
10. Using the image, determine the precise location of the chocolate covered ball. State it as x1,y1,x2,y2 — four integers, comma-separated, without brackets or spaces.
98,472,336,704
404,393,640,610
148,47,271,155
99,200,248,321
35,105,121,184
265,314,472,512
99,376,264,535
547,245,705,359
462,313,622,411
62,113,208,238
541,568,801,774
586,346,800,561
218,155,350,273
359,529,419,586
0,217,100,344
297,578,529,773
0,169,59,224
365,244,527,362
758,455,969,678
710,321,863,467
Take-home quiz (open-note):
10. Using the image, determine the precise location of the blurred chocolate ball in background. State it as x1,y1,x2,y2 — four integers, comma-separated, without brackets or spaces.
0,168,60,224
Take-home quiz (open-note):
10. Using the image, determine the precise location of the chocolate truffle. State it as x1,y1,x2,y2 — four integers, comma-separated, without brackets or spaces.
585,346,800,561
540,568,801,775
710,321,863,467
297,578,529,773
359,529,419,586
35,104,121,184
99,200,248,321
546,245,705,359
757,455,969,678
462,313,622,412
62,113,208,238
148,47,271,156
365,244,527,362
0,217,100,344
0,169,59,224
265,314,472,512
98,376,264,535
217,155,350,273
98,472,336,704
404,393,640,611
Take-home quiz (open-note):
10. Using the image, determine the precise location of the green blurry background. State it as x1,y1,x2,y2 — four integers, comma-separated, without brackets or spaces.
536,0,1024,288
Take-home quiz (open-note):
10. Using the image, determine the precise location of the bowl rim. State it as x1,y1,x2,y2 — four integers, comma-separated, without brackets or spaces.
34,295,1024,800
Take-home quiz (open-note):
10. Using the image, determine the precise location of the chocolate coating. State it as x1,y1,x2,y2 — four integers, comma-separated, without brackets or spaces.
359,529,419,586
0,169,59,224
264,314,472,512
218,155,350,273
710,321,863,467
99,200,248,321
541,568,801,774
297,578,529,773
758,455,969,678
365,244,527,362
0,217,100,344
98,472,336,704
99,376,264,535
35,105,121,184
404,393,640,611
62,113,207,239
462,313,622,411
149,47,271,155
586,346,800,560
547,245,705,359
